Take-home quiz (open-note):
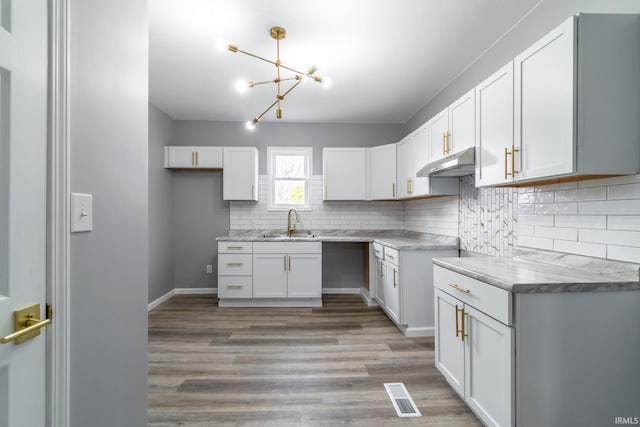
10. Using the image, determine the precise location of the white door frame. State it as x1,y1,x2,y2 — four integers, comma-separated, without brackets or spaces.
47,0,70,425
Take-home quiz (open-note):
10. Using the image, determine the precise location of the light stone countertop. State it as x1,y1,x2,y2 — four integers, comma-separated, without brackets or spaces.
217,229,459,251
433,248,640,293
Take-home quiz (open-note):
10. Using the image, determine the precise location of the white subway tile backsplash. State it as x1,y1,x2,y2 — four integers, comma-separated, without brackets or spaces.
579,199,640,215
554,187,607,202
580,229,640,247
554,215,607,229
535,226,577,241
608,183,640,200
608,216,640,231
518,215,554,226
577,174,640,188
607,245,640,263
553,240,607,258
518,236,554,251
534,202,578,215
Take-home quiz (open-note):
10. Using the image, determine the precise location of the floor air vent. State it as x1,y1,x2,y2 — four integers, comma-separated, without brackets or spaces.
384,382,422,417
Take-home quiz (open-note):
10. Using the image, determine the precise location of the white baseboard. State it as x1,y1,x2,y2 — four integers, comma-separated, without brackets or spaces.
399,325,435,338
148,287,217,312
359,287,379,306
148,289,175,312
218,298,322,308
174,287,217,295
322,287,360,294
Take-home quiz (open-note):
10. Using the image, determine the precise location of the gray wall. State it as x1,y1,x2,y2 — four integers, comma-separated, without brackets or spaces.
170,120,404,289
174,121,405,174
69,0,148,425
149,104,175,301
406,0,640,134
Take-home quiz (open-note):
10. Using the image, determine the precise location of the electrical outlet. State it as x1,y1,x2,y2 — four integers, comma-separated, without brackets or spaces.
206,264,213,274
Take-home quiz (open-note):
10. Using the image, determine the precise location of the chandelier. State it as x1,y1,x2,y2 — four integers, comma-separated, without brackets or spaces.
223,26,327,129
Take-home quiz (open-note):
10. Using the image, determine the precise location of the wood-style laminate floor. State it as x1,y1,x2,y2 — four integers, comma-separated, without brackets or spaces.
148,294,481,427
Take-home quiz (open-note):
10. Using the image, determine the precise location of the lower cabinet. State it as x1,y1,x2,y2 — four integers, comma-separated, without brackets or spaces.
370,243,458,336
435,288,513,427
218,241,322,306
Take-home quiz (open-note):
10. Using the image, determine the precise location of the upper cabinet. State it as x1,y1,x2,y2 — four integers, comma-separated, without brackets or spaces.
368,143,397,200
428,89,475,163
323,147,367,200
477,14,640,187
223,147,258,201
164,146,223,169
475,63,514,187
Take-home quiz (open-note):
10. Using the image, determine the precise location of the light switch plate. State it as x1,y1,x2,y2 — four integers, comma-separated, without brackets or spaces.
71,193,93,232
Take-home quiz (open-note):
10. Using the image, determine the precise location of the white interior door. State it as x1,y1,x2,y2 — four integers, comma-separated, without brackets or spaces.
0,1,48,426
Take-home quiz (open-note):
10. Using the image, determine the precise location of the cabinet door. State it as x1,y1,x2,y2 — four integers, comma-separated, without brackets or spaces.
322,148,367,200
369,144,397,200
375,259,386,307
464,304,513,427
384,263,400,324
196,147,223,168
411,126,431,197
428,108,449,161
166,146,196,168
434,289,465,397
395,138,412,199
287,254,322,298
475,62,514,187
515,17,574,182
252,254,288,298
223,147,258,200
449,89,475,154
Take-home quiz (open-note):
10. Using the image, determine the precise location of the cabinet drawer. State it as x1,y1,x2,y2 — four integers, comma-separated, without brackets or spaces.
372,242,384,259
383,246,399,265
434,265,512,325
218,241,252,254
218,276,252,298
218,254,252,276
253,241,321,254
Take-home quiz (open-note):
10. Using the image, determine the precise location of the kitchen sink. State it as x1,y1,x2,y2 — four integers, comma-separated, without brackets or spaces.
259,230,317,239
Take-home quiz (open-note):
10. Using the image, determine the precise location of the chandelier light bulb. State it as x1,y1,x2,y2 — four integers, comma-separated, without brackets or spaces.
215,38,228,52
322,76,333,89
245,120,256,130
235,80,249,93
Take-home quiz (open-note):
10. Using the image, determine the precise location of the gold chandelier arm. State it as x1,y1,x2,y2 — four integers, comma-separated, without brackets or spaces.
250,76,301,88
231,47,279,67
253,99,280,124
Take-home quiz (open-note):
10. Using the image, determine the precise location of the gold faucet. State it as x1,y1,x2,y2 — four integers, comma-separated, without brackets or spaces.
287,208,300,237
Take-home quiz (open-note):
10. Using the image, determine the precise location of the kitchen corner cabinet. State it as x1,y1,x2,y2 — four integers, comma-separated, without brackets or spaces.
434,274,513,427
223,147,258,201
370,243,458,336
397,130,459,200
368,143,397,200
322,147,367,200
164,146,223,169
477,14,640,187
428,89,475,163
253,242,322,299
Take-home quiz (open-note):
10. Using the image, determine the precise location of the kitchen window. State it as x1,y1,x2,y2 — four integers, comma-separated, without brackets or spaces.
267,147,312,211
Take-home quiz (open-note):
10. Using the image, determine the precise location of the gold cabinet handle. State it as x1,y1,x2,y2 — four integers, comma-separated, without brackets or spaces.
251,184,255,200
284,255,287,271
444,132,451,154
195,151,199,166
288,256,291,271
449,284,471,294
455,304,461,338
227,262,243,267
227,246,243,250
443,132,447,155
393,269,398,288
1,304,52,345
461,307,468,342
386,254,395,260
392,182,396,198
504,147,509,179
192,151,196,166
407,178,412,195
511,144,519,177
380,261,384,277
226,285,243,289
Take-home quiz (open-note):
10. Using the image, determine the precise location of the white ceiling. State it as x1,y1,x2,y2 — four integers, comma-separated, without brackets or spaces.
149,0,541,124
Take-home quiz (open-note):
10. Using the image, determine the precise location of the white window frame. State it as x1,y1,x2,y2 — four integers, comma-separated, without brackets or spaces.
267,146,313,211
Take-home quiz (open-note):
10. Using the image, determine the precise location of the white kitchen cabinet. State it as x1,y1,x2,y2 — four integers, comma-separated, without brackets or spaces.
428,90,475,163
475,62,514,187
217,241,253,299
252,242,322,299
369,243,458,336
396,130,458,199
434,268,513,427
368,143,397,200
322,147,367,200
477,14,640,187
164,146,223,169
223,147,258,201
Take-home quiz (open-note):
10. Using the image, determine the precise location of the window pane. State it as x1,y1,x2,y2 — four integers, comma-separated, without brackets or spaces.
274,179,306,205
275,155,305,178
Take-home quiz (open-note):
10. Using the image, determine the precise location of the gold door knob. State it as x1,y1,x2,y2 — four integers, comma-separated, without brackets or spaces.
1,304,52,345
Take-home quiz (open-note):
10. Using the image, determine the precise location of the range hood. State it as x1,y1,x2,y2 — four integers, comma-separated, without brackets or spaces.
416,146,475,177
